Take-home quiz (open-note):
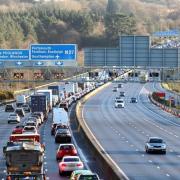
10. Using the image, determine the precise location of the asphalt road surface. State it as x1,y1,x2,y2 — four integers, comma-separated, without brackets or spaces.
83,82,180,180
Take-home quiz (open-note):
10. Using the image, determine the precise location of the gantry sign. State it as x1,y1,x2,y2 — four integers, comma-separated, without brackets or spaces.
0,44,77,68
84,35,180,68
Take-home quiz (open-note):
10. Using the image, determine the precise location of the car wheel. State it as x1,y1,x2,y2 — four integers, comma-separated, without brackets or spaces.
163,151,166,154
8,121,9,124
59,170,63,176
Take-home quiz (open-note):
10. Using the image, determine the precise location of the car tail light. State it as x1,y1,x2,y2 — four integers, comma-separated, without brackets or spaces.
61,163,67,167
76,163,83,167
72,149,77,155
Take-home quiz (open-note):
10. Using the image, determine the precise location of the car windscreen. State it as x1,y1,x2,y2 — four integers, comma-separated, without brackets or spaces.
64,158,79,162
24,127,35,131
116,100,123,103
149,139,163,143
60,145,73,150
56,129,69,134
10,114,17,116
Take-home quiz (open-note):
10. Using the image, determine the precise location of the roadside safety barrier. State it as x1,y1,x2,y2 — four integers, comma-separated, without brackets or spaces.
149,95,180,118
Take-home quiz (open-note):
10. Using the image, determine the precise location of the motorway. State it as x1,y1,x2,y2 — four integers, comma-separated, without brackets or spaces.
83,82,180,180
0,105,103,180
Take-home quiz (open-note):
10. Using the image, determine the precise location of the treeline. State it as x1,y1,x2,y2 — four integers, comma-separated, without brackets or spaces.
0,90,14,101
0,4,136,49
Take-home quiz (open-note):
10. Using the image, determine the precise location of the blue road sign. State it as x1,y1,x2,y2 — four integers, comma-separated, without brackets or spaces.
0,50,29,60
30,44,77,61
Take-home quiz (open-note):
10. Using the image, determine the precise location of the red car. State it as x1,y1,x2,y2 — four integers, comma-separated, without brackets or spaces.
56,144,77,161
12,125,24,134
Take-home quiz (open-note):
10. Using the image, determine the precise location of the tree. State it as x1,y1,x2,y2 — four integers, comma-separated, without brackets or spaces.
104,13,136,44
106,0,120,15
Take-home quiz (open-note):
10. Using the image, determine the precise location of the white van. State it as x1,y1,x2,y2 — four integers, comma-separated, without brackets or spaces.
16,95,26,107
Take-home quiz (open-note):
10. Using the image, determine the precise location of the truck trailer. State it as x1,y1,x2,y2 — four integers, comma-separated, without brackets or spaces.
37,90,53,111
30,94,49,119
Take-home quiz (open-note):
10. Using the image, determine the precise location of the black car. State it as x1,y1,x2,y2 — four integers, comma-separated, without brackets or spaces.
130,97,138,103
15,108,25,117
55,129,71,143
119,91,125,97
5,104,15,112
118,84,123,88
22,104,31,112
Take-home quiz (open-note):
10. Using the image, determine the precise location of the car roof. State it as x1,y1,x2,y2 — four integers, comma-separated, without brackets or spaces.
24,126,36,128
59,143,75,147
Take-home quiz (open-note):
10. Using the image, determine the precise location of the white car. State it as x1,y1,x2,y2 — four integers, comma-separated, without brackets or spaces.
58,156,84,175
32,112,44,123
25,121,39,129
114,99,125,108
145,137,166,154
8,113,20,123
22,126,38,134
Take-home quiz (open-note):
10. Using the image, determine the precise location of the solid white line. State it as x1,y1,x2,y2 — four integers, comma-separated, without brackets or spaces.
81,99,129,179
69,112,90,169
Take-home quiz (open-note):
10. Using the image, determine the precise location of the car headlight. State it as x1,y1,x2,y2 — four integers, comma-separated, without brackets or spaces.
161,145,166,148
148,144,153,148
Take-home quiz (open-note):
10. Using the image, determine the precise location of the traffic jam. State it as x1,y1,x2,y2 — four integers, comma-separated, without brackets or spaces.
2,71,119,180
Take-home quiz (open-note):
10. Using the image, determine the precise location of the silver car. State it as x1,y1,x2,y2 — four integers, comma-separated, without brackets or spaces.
145,137,166,154
8,113,20,124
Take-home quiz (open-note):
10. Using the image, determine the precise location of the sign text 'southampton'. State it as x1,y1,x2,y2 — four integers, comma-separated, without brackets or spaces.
30,44,77,60
0,50,29,60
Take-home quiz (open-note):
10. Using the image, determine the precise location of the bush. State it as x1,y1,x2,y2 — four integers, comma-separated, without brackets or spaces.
0,92,6,101
0,91,14,100
5,91,14,99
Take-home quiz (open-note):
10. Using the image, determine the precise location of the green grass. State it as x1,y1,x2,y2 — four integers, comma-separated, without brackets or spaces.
163,83,180,93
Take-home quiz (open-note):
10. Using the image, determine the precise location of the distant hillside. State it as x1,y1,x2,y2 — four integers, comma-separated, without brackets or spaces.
0,0,180,49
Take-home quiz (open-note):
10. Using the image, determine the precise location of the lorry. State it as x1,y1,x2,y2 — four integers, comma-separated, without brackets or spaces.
4,141,46,180
16,95,26,107
30,94,48,119
48,85,61,104
139,73,148,83
37,89,53,111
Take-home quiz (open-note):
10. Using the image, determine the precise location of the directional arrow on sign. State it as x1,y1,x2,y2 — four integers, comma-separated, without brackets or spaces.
35,61,44,66
15,61,23,66
55,61,63,66
55,54,60,59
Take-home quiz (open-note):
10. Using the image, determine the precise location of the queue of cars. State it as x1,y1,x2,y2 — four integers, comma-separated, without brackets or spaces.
51,108,99,178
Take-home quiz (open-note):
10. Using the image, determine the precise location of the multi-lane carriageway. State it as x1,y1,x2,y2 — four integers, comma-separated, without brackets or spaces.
83,82,180,180
0,81,179,180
